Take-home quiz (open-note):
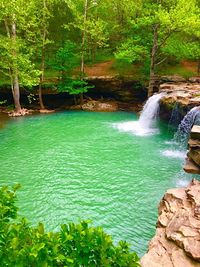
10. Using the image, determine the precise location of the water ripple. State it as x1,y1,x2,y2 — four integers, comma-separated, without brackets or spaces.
0,111,193,256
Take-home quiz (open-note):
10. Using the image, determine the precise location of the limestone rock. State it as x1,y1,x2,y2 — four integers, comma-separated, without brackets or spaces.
189,77,200,83
160,75,187,83
159,83,200,114
86,76,146,102
8,108,32,117
188,139,200,148
190,125,200,140
189,149,200,166
183,158,200,175
141,180,200,267
39,109,55,114
82,100,118,112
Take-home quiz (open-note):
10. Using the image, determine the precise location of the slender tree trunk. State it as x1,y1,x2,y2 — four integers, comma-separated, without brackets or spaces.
197,59,200,76
11,20,22,113
91,42,96,63
73,95,77,105
39,44,45,110
39,0,46,110
80,0,88,105
5,18,22,113
148,24,159,97
13,74,21,112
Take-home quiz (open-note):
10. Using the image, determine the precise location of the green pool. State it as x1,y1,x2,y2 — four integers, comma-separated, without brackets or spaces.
0,111,193,255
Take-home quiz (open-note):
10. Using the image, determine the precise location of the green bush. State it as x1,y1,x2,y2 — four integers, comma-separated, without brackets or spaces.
0,185,140,267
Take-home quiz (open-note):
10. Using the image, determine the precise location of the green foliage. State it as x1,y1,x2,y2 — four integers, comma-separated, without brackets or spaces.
50,41,79,73
115,39,149,64
0,99,7,105
58,78,94,95
115,0,200,79
0,185,140,267
50,41,94,96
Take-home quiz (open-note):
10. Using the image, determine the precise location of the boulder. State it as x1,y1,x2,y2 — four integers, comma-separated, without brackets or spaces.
160,75,187,83
189,149,200,166
81,100,118,112
190,125,200,140
159,83,200,119
8,108,32,117
183,158,200,175
189,77,200,83
39,109,55,114
141,180,200,267
188,139,200,148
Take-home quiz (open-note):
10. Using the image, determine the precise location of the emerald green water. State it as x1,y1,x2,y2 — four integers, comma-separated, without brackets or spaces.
0,111,193,255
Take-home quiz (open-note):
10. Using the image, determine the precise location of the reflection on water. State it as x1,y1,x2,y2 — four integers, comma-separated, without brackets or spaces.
0,113,9,129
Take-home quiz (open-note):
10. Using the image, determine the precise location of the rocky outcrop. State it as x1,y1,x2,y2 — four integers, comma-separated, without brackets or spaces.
184,125,200,175
39,109,55,114
160,83,200,108
0,76,147,111
141,179,200,267
87,76,146,103
81,100,118,112
158,78,200,121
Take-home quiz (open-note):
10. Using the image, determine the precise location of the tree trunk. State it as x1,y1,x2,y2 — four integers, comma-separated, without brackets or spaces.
13,74,21,112
80,0,88,105
39,46,45,110
148,24,159,97
197,59,200,76
73,95,77,105
11,20,22,113
39,0,47,110
80,92,84,105
80,0,88,75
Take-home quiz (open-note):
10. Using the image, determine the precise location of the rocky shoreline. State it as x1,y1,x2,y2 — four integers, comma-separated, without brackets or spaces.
141,85,200,266
141,179,200,267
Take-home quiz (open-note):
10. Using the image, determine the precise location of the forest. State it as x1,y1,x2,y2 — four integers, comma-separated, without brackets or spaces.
0,0,200,115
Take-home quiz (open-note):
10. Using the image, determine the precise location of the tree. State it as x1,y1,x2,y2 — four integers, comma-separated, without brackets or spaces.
0,0,40,115
50,41,93,104
66,0,108,104
33,0,56,110
115,0,200,96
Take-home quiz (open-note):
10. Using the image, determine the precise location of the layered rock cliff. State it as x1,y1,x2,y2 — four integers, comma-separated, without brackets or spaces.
141,179,200,267
158,76,200,121
184,125,200,175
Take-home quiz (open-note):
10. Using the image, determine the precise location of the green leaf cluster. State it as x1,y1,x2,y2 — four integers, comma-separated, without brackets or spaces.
0,185,140,267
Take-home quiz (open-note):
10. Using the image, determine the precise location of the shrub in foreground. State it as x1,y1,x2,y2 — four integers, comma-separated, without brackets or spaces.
0,185,140,267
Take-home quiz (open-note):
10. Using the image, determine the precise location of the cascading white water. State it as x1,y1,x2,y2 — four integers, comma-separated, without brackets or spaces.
114,92,165,136
163,106,200,159
174,106,200,145
138,93,165,128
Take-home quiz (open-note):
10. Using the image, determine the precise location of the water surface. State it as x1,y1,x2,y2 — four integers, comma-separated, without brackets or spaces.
0,111,193,255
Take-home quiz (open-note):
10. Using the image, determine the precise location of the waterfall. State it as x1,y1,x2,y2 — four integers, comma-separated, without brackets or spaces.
174,107,200,145
114,92,165,136
163,106,200,159
138,93,166,128
168,103,182,127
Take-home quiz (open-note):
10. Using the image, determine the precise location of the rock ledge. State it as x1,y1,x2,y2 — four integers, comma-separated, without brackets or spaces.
141,179,200,267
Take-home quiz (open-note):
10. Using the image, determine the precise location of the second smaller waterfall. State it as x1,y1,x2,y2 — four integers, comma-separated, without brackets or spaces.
174,106,200,145
162,106,200,160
